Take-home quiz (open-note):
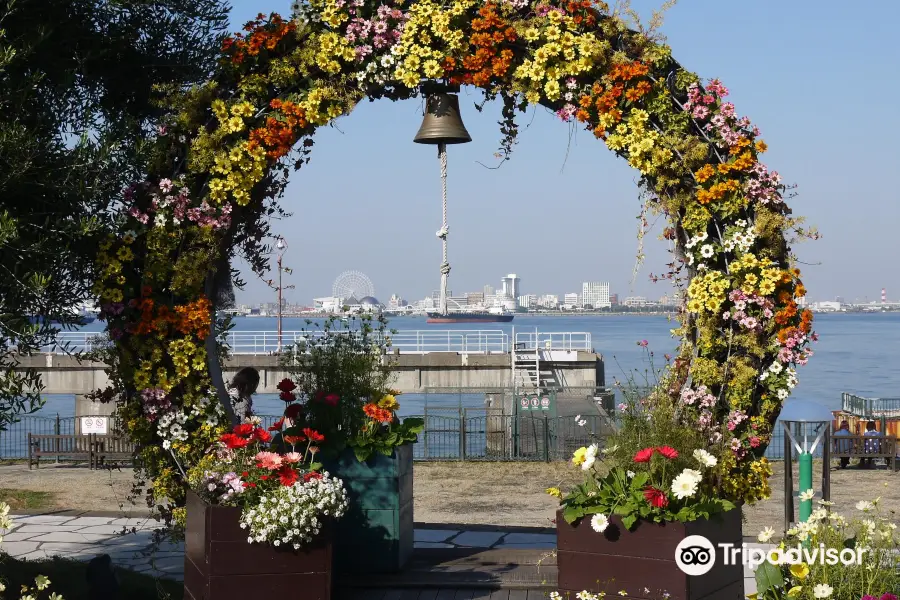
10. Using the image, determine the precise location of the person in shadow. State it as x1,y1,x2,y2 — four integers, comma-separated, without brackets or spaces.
861,420,882,469
833,420,852,469
229,367,260,422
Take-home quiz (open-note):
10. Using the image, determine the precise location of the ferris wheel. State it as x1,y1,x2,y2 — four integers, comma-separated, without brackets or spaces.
332,270,375,300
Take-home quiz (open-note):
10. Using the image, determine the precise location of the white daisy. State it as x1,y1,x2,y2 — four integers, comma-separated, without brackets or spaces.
590,513,609,533
757,527,775,543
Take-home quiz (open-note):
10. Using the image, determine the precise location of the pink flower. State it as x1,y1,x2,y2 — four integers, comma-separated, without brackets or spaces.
282,452,303,464
254,451,283,470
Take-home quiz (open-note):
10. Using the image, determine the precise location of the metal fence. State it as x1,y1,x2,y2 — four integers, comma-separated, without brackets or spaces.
40,329,594,356
842,392,900,418
0,408,801,461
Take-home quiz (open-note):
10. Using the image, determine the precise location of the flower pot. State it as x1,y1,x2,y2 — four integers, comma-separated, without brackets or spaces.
556,508,744,600
184,491,333,600
322,443,414,573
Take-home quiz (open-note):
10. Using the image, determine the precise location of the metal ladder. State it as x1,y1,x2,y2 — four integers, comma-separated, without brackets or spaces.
511,328,558,391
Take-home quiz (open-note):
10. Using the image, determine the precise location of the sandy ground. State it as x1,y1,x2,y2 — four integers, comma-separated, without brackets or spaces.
1,460,896,533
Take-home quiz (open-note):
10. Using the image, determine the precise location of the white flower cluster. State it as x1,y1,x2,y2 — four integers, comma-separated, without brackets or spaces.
0,501,12,544
156,391,226,449
239,473,349,549
723,220,756,253
157,410,188,450
759,363,797,399
670,449,718,500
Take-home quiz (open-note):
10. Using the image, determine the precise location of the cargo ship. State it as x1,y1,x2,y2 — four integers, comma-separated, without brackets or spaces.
426,308,514,324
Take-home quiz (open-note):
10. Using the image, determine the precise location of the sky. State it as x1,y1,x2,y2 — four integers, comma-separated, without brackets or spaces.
226,0,900,306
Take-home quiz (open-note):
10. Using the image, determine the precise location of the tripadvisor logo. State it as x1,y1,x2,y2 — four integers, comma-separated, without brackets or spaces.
675,535,867,576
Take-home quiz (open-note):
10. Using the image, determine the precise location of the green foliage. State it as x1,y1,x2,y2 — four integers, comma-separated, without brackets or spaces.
352,416,424,463
0,0,229,431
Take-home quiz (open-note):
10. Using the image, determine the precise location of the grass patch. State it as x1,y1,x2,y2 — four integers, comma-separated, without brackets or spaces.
0,488,54,510
0,556,182,600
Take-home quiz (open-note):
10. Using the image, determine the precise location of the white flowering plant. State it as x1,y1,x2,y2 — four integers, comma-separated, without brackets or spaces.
751,497,900,600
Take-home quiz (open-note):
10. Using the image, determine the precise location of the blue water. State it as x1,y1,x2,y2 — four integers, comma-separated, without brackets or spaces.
29,312,900,418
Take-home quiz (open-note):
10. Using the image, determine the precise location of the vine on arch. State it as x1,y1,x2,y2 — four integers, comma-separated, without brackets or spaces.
93,0,813,525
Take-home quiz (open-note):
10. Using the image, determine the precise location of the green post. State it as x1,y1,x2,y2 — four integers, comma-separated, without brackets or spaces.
799,452,813,522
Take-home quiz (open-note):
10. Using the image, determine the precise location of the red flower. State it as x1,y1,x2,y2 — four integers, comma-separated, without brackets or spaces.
268,417,285,432
277,465,299,486
284,403,303,421
303,428,325,443
220,433,250,449
643,487,669,508
633,448,654,463
233,423,254,437
279,390,296,402
252,427,271,443
657,446,678,460
247,482,257,488
283,435,304,446
323,393,339,406
241,471,249,478
260,475,269,481
303,471,323,482
277,378,297,393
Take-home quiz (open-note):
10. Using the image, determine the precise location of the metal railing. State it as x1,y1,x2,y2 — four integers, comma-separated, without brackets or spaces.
39,329,593,355
842,392,900,418
1,411,795,461
514,331,592,351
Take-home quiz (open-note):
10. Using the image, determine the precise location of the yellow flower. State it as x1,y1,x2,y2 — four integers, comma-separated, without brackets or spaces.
34,575,50,591
789,562,809,580
546,487,562,498
378,394,400,411
572,446,587,466
786,587,803,597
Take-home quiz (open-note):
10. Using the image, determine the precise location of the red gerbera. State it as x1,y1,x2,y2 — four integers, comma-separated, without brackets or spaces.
279,390,296,402
656,446,678,460
633,447,654,463
276,378,297,393
268,417,285,432
643,487,669,508
323,393,339,406
277,465,299,486
252,427,272,443
303,471,323,482
284,403,303,421
303,428,325,443
233,423,254,437
220,433,250,449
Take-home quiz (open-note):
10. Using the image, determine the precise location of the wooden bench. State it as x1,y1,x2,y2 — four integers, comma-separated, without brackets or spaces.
831,434,897,471
28,433,135,469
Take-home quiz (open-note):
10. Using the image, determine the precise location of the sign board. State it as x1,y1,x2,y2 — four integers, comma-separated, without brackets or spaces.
80,416,108,435
516,392,556,412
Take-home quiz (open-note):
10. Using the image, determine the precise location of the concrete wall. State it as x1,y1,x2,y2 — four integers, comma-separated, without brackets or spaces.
16,352,605,395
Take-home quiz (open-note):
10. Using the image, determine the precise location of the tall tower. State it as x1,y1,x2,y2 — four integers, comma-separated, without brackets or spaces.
882,288,887,304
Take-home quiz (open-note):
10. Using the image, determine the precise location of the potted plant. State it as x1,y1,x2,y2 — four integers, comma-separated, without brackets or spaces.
281,315,423,574
184,400,347,600
551,356,746,600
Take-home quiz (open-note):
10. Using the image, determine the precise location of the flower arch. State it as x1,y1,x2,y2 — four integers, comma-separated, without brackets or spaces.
94,0,814,523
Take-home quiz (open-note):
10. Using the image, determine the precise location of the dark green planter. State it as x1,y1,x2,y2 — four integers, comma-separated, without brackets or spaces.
323,443,414,574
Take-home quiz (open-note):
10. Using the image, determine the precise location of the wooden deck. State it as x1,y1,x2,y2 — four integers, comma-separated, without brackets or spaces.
336,548,557,599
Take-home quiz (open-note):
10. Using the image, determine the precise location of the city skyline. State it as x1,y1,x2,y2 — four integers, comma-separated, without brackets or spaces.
227,0,900,307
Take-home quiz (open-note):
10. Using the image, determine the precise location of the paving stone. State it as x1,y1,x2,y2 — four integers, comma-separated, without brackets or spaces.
67,516,117,526
0,524,20,535
15,550,51,561
15,524,88,533
150,555,185,574
501,533,557,545
494,542,557,549
1,541,41,556
109,517,162,530
1,531,42,542
40,542,106,556
414,542,455,549
74,524,133,535
99,531,155,546
11,515,76,525
449,531,504,548
414,529,459,543
30,532,112,543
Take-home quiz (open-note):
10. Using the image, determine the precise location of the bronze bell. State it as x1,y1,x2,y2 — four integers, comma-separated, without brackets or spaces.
413,92,472,145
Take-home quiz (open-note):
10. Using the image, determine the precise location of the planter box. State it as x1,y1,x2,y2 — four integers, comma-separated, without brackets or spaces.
557,509,744,600
323,443,414,573
184,491,332,600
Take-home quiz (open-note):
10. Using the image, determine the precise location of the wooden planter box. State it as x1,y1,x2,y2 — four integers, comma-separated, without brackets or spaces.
323,443,414,573
184,491,332,600
557,509,744,600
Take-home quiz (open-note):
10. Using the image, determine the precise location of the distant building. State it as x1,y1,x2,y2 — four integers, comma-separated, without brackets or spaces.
623,296,650,307
388,294,408,309
564,293,580,309
581,282,611,309
797,296,807,307
500,274,520,300
466,292,485,306
609,293,619,305
538,294,559,309
517,294,537,309
483,285,494,297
